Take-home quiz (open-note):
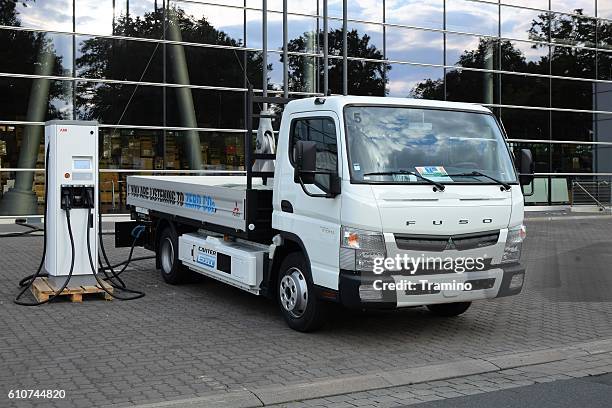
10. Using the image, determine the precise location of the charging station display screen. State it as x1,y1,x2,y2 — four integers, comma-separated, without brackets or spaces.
73,159,91,170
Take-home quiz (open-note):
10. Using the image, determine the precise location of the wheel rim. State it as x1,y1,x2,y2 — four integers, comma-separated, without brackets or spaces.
279,267,308,318
160,237,174,274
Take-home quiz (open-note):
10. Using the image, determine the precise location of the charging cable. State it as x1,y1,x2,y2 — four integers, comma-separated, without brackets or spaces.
83,189,145,300
14,146,77,306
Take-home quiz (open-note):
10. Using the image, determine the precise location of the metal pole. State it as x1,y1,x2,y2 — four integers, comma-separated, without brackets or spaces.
342,0,347,95
323,0,329,95
283,0,288,98
262,0,268,98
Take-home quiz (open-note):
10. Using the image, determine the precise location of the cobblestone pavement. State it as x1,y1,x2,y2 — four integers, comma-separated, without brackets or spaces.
1,217,611,407
270,350,612,407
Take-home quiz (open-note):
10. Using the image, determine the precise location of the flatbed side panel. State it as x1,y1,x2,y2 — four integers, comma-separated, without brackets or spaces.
127,176,248,231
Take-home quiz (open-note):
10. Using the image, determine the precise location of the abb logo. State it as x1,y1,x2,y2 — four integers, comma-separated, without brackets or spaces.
59,128,68,133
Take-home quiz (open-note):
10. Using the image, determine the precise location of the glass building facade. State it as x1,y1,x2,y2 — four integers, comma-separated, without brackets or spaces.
1,0,612,215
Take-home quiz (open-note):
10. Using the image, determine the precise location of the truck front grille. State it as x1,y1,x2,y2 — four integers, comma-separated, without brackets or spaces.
395,230,500,252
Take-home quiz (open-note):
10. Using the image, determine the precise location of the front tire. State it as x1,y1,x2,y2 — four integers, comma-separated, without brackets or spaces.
426,302,471,317
277,252,326,332
158,225,186,284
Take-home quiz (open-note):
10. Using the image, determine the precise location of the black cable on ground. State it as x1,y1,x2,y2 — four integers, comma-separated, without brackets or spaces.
85,191,144,300
15,206,76,306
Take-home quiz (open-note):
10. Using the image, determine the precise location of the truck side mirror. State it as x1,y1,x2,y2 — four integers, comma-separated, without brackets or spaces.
517,149,535,186
294,140,317,184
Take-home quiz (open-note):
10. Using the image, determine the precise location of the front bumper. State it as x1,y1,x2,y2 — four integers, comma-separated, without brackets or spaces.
338,263,525,309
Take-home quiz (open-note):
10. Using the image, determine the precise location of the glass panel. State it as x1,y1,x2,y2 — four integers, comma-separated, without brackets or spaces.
551,111,594,142
597,51,612,79
170,2,245,45
346,23,384,59
77,0,161,38
0,77,73,122
446,0,499,36
165,45,248,88
386,27,443,65
551,46,595,79
267,52,284,91
386,0,444,30
501,0,548,9
0,125,45,170
76,35,163,83
446,35,500,70
76,81,163,126
345,60,388,96
550,1,595,17
595,113,612,147
0,29,73,77
594,83,612,112
445,69,500,105
99,128,163,170
347,0,383,23
551,143,601,173
507,141,551,173
501,40,549,75
165,89,244,129
166,130,245,170
5,0,72,32
286,0,318,15
389,65,444,99
501,6,549,42
599,0,612,19
284,54,323,94
501,108,550,141
550,12,596,48
501,73,550,108
597,19,612,50
551,78,594,110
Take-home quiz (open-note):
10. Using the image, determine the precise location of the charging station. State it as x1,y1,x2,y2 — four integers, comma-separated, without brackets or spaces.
44,120,98,287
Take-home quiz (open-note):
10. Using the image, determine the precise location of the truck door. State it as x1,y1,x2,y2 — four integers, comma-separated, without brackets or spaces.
274,111,342,290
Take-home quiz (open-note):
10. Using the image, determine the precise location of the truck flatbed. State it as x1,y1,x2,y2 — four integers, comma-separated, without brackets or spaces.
127,175,273,240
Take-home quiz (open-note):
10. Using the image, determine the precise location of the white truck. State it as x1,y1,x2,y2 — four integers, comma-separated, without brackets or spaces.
122,93,535,332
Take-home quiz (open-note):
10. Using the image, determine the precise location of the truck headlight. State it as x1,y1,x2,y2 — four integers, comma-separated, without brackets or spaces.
501,224,526,264
340,226,386,271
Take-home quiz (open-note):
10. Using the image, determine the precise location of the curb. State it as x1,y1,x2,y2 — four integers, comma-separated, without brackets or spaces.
129,338,612,408
525,214,612,222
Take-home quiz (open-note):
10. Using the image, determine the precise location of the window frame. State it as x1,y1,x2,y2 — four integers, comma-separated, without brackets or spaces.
288,115,340,192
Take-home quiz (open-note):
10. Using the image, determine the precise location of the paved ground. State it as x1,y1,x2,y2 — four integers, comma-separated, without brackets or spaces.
1,216,612,407
271,343,612,407
406,374,612,408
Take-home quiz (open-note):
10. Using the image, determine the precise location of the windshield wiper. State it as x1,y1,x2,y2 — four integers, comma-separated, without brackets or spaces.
363,170,445,191
447,171,511,190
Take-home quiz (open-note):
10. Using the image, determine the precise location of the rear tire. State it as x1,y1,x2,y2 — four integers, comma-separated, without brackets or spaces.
277,252,326,332
426,302,471,317
158,225,186,284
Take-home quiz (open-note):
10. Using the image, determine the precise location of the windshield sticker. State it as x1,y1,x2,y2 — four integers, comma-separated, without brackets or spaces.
416,166,453,182
353,163,361,171
392,174,416,182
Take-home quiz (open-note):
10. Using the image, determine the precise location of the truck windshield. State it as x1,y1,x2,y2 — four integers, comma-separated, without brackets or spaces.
344,105,518,185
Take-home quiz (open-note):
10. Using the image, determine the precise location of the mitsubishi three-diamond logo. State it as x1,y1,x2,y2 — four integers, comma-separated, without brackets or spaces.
445,237,456,250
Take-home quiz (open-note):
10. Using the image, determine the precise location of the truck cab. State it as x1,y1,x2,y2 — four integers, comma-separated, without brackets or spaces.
125,95,534,332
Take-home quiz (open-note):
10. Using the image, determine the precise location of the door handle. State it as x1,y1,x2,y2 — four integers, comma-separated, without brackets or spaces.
281,200,293,213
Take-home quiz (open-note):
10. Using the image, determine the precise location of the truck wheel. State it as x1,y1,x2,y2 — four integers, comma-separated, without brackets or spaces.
277,252,326,332
426,302,471,317
158,226,185,284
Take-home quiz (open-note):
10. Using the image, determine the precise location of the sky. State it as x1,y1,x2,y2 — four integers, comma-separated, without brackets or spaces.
8,0,611,97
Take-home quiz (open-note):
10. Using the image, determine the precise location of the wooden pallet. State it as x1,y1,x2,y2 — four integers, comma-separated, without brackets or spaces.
31,277,113,303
